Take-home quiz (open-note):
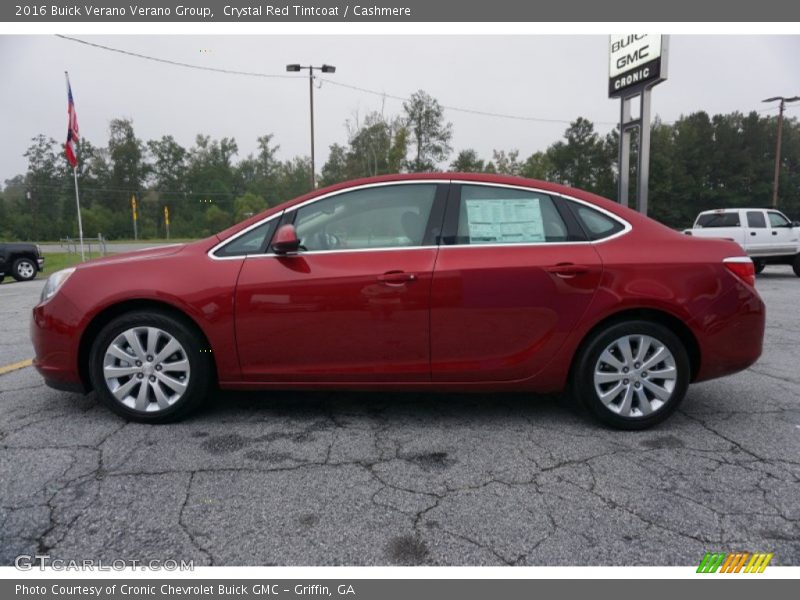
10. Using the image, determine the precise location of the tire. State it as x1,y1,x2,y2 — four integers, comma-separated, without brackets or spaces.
572,320,690,430
88,310,212,423
12,257,37,281
793,254,800,277
753,259,766,274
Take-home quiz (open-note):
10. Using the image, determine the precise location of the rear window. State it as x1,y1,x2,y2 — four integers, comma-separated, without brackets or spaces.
568,203,625,241
696,213,740,228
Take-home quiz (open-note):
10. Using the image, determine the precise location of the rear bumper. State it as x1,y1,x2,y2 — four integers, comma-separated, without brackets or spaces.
692,282,766,382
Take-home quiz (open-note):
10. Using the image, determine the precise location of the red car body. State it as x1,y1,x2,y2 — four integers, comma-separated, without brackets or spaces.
31,173,765,401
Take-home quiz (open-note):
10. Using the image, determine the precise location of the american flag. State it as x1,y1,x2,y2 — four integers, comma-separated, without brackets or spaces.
65,75,79,168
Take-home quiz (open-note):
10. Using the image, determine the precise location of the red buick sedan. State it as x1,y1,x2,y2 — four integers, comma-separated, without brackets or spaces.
31,174,765,429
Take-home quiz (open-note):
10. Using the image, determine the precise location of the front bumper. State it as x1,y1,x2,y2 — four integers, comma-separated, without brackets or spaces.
30,294,86,393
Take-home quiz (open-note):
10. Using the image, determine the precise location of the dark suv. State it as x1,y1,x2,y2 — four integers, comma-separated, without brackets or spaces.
0,243,45,283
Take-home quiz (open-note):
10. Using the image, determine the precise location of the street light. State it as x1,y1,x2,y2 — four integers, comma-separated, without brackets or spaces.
762,95,800,208
286,63,337,189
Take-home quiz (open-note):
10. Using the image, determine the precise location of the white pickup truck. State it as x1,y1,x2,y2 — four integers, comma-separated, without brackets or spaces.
684,208,800,276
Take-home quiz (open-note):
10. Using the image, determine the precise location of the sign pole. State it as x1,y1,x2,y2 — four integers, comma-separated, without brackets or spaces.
637,88,653,216
131,195,138,240
618,97,632,208
609,34,668,215
72,166,86,261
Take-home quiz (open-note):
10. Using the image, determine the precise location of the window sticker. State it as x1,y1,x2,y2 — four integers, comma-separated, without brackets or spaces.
464,197,545,243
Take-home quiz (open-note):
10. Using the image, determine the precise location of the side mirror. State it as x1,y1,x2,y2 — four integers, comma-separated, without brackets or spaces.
271,224,302,255
793,221,800,228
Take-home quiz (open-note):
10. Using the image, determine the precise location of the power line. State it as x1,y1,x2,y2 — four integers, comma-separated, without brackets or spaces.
55,35,298,80
55,34,617,126
316,77,619,126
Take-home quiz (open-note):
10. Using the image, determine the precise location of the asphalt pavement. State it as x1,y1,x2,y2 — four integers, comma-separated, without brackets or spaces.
1,268,798,566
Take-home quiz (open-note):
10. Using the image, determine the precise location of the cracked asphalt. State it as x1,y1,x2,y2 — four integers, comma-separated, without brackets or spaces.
1,268,799,566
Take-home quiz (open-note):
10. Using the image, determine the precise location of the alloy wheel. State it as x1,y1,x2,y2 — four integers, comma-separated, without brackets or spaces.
102,326,191,412
592,334,677,418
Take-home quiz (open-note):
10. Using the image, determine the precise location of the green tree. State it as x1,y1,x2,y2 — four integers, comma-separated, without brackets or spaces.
546,118,613,193
320,143,349,187
402,90,452,172
344,112,408,178
234,192,267,221
449,149,485,172
491,149,523,176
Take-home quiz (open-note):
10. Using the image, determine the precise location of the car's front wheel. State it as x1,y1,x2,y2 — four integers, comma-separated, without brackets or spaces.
88,310,212,423
572,320,690,430
753,259,766,274
12,258,37,281
793,254,800,277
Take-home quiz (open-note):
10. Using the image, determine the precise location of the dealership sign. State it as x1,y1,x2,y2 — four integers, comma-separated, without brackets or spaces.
608,34,668,97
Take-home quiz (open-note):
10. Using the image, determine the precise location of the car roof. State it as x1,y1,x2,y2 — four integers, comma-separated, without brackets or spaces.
698,208,782,215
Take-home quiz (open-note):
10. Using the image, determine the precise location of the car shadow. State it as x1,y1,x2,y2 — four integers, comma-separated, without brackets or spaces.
201,388,584,426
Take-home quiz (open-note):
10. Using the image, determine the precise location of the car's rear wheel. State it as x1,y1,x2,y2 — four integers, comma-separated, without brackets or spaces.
572,320,690,430
753,259,766,274
88,310,212,423
793,254,800,277
12,258,37,281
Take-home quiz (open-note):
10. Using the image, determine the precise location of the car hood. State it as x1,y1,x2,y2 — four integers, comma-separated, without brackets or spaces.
74,243,187,270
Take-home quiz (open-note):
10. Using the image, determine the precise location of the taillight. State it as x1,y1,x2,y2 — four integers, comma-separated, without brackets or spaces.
723,257,755,287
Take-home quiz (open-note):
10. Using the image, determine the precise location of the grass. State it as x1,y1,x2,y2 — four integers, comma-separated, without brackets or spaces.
35,252,95,279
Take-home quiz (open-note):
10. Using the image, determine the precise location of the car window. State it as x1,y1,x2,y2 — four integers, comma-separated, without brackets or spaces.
455,185,568,245
747,211,766,228
293,184,437,252
214,219,278,257
767,211,791,228
569,203,625,241
696,213,740,228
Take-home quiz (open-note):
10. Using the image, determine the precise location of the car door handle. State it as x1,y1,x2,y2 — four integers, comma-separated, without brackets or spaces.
545,263,590,278
772,231,778,235
750,231,757,236
377,271,417,285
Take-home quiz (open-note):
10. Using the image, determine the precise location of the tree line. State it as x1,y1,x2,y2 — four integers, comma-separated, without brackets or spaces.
1,89,798,241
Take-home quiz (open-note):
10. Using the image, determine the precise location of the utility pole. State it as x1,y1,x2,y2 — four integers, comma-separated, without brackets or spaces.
286,63,336,189
763,95,800,208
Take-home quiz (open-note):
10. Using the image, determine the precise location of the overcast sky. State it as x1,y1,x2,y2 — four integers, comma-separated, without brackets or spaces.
0,34,799,185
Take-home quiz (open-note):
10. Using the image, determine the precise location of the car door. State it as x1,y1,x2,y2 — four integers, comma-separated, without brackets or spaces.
430,183,603,382
234,181,447,382
766,210,798,255
745,210,770,255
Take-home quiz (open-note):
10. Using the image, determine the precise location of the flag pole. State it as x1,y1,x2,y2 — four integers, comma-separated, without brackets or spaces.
65,71,85,261
72,166,86,261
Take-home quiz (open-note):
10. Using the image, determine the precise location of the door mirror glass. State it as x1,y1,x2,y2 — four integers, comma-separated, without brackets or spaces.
272,224,302,255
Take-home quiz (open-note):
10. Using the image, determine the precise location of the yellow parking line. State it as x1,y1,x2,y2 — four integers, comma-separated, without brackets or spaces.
0,359,33,375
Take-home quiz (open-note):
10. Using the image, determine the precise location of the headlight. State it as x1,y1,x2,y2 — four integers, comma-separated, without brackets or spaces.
40,267,76,303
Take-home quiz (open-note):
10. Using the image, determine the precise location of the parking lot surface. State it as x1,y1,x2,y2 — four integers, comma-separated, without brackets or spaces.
1,269,798,566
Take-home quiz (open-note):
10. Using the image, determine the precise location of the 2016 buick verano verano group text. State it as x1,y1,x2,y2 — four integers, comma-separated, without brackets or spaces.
31,173,765,429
